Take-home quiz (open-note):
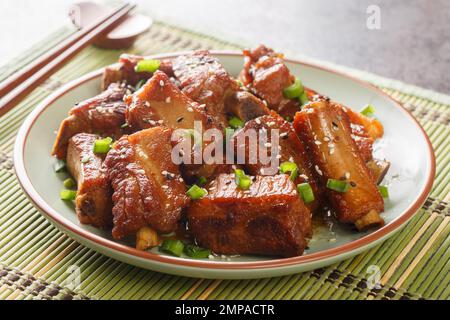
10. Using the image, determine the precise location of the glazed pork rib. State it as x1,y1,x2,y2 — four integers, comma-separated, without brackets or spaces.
52,82,128,159
104,126,189,239
231,112,321,210
66,133,112,228
294,100,384,230
125,70,227,179
188,173,312,257
102,54,174,90
173,51,269,128
239,45,300,120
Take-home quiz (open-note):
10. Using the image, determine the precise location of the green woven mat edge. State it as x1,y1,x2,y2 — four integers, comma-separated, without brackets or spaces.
0,21,448,300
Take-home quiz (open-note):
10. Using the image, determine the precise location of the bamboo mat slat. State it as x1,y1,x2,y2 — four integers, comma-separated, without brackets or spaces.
0,20,448,300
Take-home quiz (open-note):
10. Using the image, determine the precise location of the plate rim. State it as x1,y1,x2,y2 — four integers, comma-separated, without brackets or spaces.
13,50,436,271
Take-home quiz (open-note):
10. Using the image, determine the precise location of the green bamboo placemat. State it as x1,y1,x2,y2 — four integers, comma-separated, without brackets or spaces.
0,21,448,300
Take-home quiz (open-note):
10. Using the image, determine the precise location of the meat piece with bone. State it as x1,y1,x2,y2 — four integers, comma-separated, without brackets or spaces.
52,82,128,159
102,54,174,90
239,45,300,120
104,126,190,239
294,99,384,230
66,133,112,228
173,51,269,128
125,70,227,180
188,173,312,257
231,112,321,210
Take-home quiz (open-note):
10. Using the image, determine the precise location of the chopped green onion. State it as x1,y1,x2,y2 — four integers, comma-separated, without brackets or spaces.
279,161,298,181
63,178,76,189
297,183,315,203
186,184,207,200
284,116,292,122
326,179,350,192
197,176,207,186
299,91,309,106
184,244,211,259
53,159,66,173
225,127,235,141
81,155,90,164
360,104,376,116
160,239,185,257
121,122,129,129
93,137,113,154
60,189,77,201
236,79,244,87
234,169,252,190
283,78,304,99
378,185,389,198
134,79,146,91
229,116,244,129
135,59,161,73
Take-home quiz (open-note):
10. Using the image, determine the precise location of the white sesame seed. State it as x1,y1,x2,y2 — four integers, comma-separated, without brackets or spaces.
264,142,272,147
345,172,350,179
276,154,282,159
165,97,171,103
255,118,261,125
289,157,294,162
162,185,169,189
159,80,164,86
323,136,330,142
315,165,323,176
144,101,150,107
315,140,322,145
280,132,288,138
187,107,193,112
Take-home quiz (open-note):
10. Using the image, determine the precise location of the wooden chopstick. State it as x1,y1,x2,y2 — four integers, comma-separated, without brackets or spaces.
0,2,136,118
0,2,130,99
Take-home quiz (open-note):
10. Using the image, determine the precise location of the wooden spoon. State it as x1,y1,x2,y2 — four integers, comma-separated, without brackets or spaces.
69,1,152,49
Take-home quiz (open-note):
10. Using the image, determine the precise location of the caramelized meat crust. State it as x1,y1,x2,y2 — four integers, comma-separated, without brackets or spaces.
102,54,174,90
239,45,299,119
294,100,384,229
66,133,112,228
231,112,321,209
125,70,227,179
104,127,189,239
52,83,128,159
173,51,239,128
173,51,269,128
188,174,311,257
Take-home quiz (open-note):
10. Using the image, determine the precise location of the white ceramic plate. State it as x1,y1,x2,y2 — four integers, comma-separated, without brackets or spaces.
14,51,435,279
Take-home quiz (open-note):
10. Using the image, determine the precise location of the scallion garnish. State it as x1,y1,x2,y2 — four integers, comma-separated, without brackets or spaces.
197,176,207,186
378,185,389,198
234,169,252,190
279,161,299,181
299,91,309,106
63,178,76,189
297,183,315,203
134,79,146,91
186,184,207,200
160,239,185,257
360,104,376,116
184,244,211,259
53,159,66,173
93,137,113,154
283,78,304,99
229,116,244,129
60,189,77,201
135,59,161,73
326,179,350,192
225,127,235,141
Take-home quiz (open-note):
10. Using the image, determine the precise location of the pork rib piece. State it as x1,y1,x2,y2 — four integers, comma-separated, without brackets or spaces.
188,173,312,257
66,133,112,228
102,54,174,90
173,51,269,128
52,83,128,159
104,126,189,239
294,99,384,230
239,45,300,120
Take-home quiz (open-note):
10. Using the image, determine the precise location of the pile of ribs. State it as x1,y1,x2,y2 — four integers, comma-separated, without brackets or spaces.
52,45,390,258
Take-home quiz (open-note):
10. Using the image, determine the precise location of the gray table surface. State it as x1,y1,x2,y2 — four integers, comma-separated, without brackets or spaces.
0,0,449,94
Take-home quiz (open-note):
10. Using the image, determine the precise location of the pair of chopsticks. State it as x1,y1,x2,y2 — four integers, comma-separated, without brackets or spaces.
0,2,136,118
